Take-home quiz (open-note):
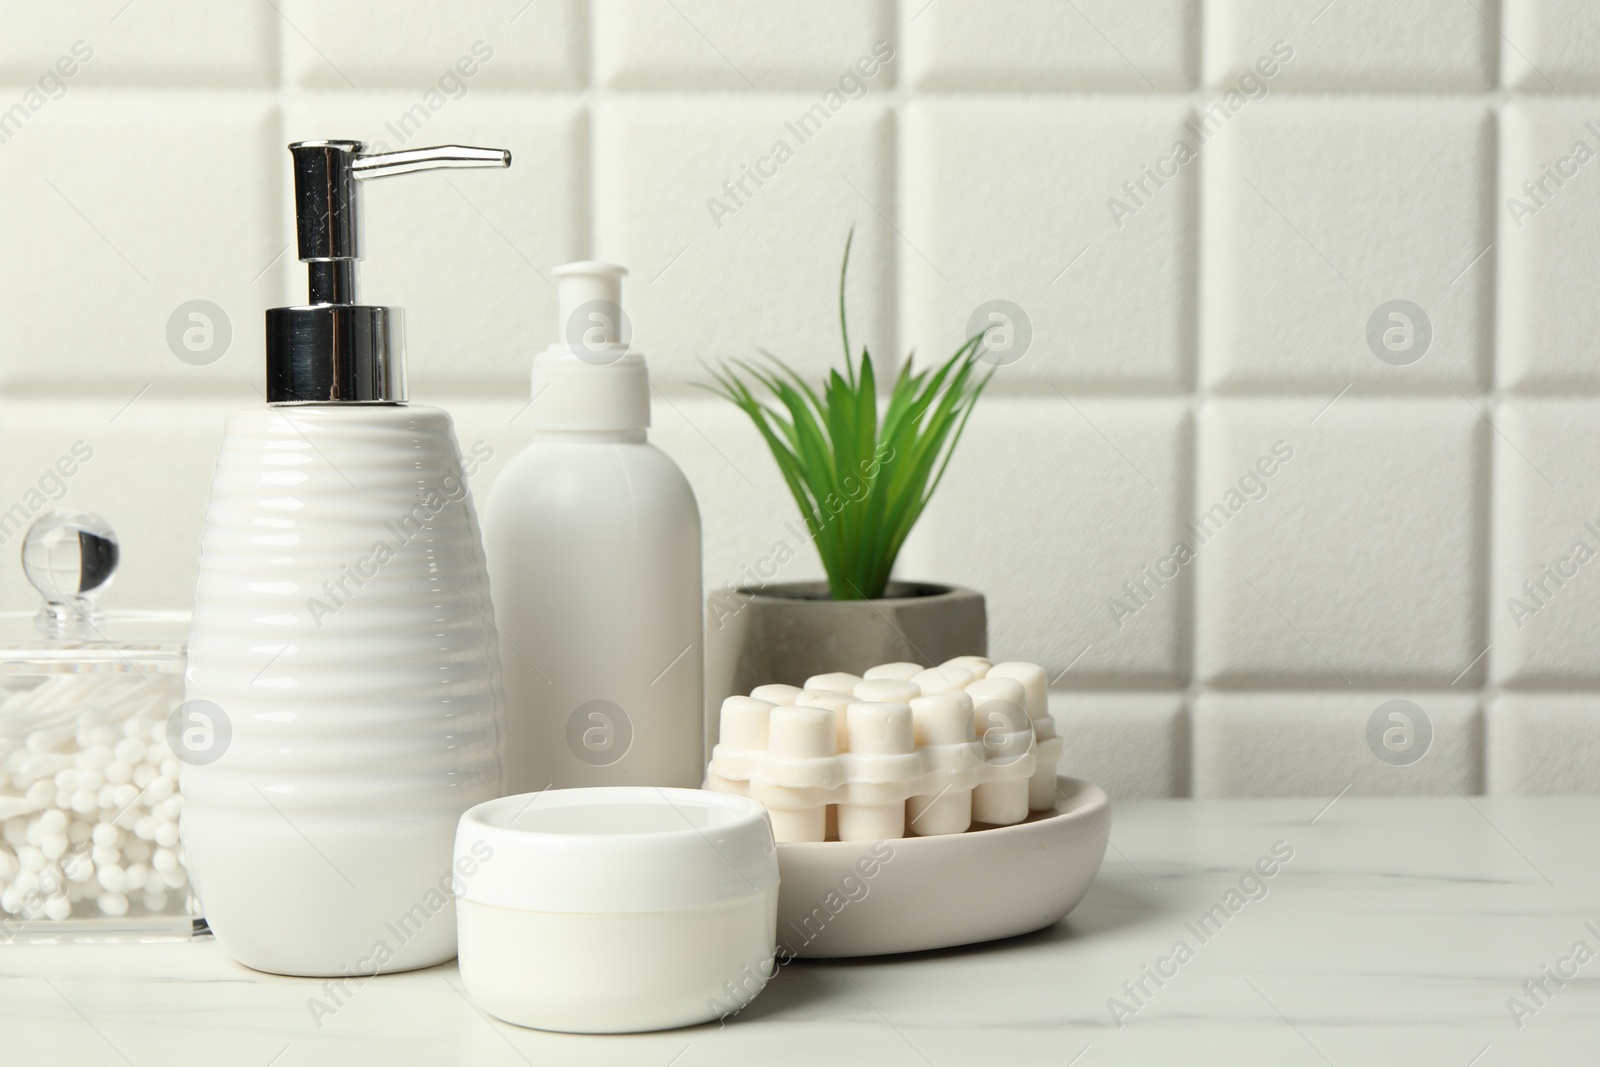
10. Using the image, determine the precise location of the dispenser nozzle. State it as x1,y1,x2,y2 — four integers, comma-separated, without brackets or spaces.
267,139,513,405
289,140,512,305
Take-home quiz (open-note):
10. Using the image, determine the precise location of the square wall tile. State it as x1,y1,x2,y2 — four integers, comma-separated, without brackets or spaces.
284,94,588,396
905,0,1197,90
0,1,277,87
279,0,585,89
1504,0,1600,90
1196,398,1487,687
0,394,241,614
1202,98,1493,392
897,397,1191,685
1051,692,1188,799
1194,692,1482,796
1490,401,1600,686
1498,101,1600,392
595,95,894,386
902,98,1194,391
1206,0,1497,90
0,91,281,394
1488,695,1600,794
595,0,894,89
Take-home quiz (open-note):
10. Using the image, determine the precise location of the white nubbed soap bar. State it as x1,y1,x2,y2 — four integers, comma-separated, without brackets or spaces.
862,662,922,682
911,665,974,695
939,656,992,679
766,706,838,842
987,662,1046,720
720,697,773,750
769,705,836,759
907,691,977,836
794,690,853,753
853,679,920,704
839,703,914,841
965,678,1031,826
706,656,1062,843
751,684,803,706
804,672,863,694
987,662,1060,810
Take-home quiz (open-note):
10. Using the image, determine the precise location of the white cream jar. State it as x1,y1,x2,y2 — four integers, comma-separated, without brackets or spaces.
453,787,779,1033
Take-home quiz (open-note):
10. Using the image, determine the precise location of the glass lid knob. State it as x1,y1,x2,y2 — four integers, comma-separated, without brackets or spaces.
21,510,119,635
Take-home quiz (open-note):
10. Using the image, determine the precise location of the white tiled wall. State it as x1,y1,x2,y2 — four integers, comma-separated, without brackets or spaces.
3,0,1598,798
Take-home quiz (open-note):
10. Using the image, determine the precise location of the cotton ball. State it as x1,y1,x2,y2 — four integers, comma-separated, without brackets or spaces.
122,717,145,739
76,769,104,792
25,819,43,846
40,834,67,861
160,866,187,889
78,745,112,771
151,848,177,873
70,791,97,815
91,845,119,868
53,770,76,792
18,846,45,872
134,817,158,842
154,796,183,821
114,738,145,765
123,862,148,892
25,780,52,808
97,892,129,917
0,886,21,913
111,784,138,810
91,823,121,848
154,822,179,848
44,896,72,921
96,865,127,894
13,869,39,894
97,785,116,811
103,761,132,785
86,725,116,748
142,888,168,913
133,764,157,789
147,777,175,802
63,853,94,883
36,865,65,899
38,810,67,835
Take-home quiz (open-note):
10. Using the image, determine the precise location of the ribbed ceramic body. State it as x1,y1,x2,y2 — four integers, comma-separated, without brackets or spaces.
182,405,505,977
483,431,703,792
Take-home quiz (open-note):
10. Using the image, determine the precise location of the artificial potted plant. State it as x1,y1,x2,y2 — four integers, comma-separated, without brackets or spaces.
701,234,992,717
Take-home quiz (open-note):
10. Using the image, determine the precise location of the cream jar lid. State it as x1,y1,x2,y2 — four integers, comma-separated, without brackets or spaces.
454,787,778,914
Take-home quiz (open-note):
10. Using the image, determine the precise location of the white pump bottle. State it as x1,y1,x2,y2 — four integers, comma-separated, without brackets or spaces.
484,263,704,791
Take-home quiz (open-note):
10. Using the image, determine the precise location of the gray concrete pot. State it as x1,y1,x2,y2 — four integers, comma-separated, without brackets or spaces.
704,580,987,750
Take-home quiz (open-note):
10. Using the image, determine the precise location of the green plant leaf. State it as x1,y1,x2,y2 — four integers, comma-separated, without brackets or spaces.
699,234,990,599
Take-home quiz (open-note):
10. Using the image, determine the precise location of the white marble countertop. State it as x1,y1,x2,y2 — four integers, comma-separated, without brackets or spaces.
2,796,1595,1065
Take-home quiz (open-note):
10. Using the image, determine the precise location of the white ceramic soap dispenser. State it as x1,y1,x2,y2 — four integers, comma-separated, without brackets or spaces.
182,141,511,977
484,262,703,792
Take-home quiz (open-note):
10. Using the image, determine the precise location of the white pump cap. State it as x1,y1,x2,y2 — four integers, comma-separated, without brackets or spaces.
530,260,650,431
555,261,625,344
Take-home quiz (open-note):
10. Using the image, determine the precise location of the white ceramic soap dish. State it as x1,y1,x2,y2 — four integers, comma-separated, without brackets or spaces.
773,776,1109,958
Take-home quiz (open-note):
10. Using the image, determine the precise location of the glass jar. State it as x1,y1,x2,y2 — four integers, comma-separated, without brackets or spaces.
0,511,200,941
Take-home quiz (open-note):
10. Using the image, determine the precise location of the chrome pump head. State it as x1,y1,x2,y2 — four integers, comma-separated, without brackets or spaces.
265,140,512,404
